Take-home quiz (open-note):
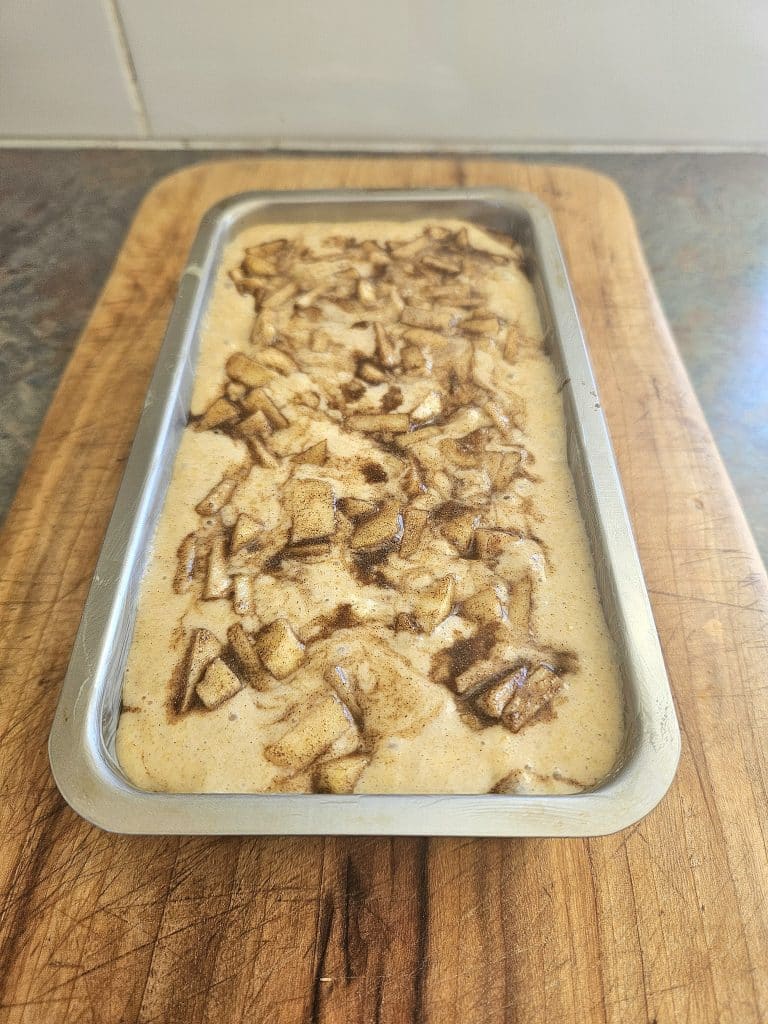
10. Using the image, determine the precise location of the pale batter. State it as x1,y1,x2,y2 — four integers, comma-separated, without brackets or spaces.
116,218,625,794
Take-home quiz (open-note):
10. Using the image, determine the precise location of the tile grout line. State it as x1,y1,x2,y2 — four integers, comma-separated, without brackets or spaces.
104,0,150,137
0,138,765,153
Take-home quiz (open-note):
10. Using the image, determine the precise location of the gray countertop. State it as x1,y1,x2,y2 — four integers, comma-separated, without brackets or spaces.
1,150,765,564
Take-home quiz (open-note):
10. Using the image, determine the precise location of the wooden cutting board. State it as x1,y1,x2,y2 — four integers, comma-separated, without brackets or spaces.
0,158,766,1024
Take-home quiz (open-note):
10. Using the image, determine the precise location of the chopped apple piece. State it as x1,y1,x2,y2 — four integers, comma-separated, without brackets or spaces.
508,574,533,632
347,412,409,434
474,528,499,561
196,398,239,432
427,284,477,306
422,253,462,275
231,513,261,554
338,496,377,520
357,359,387,384
425,225,452,241
361,239,389,266
313,754,369,794
386,285,405,315
463,585,506,622
327,282,356,302
440,511,479,554
296,391,321,410
226,352,272,387
292,439,327,466
239,276,269,299
243,254,277,277
351,500,403,549
410,391,442,423
374,322,398,368
400,344,426,371
286,479,335,543
204,536,231,600
474,666,527,719
226,381,246,402
357,279,377,307
399,507,429,558
253,618,305,679
251,310,278,345
324,726,364,761
403,327,449,348
439,437,479,469
446,407,488,436
196,658,242,710
413,576,455,633
173,533,197,594
179,628,221,712
265,692,354,770
503,329,520,361
220,504,237,528
401,461,427,497
241,388,289,429
477,246,512,265
401,307,455,331
391,236,428,259
262,282,297,310
236,409,272,438
310,328,333,351
196,475,239,516
227,622,262,681
484,400,512,435
229,266,247,290
232,575,253,616
265,773,315,794
246,238,287,258
325,663,362,720
474,528,523,562
295,286,324,309
248,437,279,468
255,347,298,375
463,316,500,336
502,664,563,733
454,656,514,696
491,450,523,489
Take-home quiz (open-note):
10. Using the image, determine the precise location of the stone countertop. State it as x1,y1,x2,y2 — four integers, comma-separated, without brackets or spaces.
1,151,765,564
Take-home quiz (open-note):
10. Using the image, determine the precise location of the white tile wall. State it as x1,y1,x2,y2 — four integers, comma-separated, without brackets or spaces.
116,0,768,146
2,0,767,145
0,0,142,137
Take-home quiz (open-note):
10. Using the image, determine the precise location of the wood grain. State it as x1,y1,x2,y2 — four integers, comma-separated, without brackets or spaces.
0,158,766,1024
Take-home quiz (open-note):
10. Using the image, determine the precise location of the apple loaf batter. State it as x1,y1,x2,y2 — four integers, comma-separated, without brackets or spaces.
116,218,624,794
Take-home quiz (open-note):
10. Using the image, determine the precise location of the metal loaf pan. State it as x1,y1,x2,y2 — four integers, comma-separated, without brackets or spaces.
49,189,680,836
